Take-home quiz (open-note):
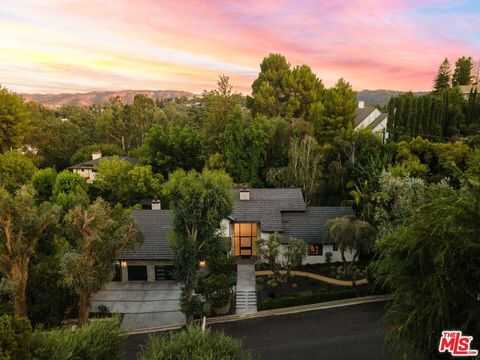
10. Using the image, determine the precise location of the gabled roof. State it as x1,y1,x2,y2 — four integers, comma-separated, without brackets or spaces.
119,210,174,260
368,112,388,130
68,156,138,170
354,105,376,127
230,188,306,232
281,207,354,244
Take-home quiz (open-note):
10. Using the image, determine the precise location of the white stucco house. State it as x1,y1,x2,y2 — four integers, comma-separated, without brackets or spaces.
354,101,389,142
68,151,138,183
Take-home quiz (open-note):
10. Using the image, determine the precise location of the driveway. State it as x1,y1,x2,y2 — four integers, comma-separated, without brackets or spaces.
90,281,185,330
124,301,391,360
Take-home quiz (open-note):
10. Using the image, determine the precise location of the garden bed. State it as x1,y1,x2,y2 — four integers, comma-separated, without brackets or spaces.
256,275,371,311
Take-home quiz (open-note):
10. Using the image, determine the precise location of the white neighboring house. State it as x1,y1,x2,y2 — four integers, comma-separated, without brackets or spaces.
68,151,138,183
459,84,480,99
354,101,389,143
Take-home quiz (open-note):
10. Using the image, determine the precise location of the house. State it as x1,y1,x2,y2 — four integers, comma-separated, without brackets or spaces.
459,84,480,99
354,101,388,142
68,152,138,183
91,188,355,329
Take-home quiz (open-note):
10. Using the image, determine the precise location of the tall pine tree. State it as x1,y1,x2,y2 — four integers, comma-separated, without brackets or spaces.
433,58,451,92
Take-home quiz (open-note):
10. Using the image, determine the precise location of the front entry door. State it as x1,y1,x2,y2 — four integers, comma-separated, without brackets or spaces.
240,236,252,257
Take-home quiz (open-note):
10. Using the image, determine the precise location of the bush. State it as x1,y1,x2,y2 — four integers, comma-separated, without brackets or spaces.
138,326,253,360
199,274,233,309
31,317,123,360
0,315,32,360
257,289,357,311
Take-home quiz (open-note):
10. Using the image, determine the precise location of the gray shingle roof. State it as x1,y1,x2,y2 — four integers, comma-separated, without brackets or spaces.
368,112,388,131
68,156,138,170
230,188,306,232
281,207,354,244
354,105,376,127
119,210,174,260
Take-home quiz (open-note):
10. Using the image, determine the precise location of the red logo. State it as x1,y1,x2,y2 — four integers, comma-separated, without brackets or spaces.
439,331,478,357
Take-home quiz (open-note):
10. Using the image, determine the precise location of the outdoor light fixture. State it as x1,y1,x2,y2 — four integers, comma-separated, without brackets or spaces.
120,260,127,268
199,260,206,268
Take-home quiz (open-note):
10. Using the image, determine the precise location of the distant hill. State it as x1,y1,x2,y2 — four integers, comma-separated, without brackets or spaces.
21,90,195,107
357,89,428,106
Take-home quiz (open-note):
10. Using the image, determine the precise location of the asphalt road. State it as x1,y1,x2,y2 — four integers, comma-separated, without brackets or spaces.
125,301,391,360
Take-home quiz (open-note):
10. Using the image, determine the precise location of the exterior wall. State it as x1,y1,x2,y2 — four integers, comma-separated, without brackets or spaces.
119,259,173,282
265,244,354,265
371,116,389,142
72,168,96,183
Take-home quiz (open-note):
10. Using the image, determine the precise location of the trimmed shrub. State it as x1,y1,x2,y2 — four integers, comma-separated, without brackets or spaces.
0,315,32,360
138,326,253,360
257,289,357,311
31,317,123,360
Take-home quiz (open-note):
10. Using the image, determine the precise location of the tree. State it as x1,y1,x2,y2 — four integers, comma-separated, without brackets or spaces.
163,169,233,323
62,199,142,325
267,135,323,205
31,168,57,203
313,79,356,144
452,56,474,86
221,106,270,186
142,120,204,177
0,186,58,316
0,151,37,193
325,216,376,275
201,75,242,154
0,88,31,153
92,157,163,207
369,176,480,357
255,233,307,285
433,58,451,92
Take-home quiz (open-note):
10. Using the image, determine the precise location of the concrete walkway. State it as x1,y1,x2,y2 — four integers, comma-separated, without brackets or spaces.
236,264,257,314
256,270,368,286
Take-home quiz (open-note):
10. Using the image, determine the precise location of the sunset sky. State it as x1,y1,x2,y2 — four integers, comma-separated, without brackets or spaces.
1,0,479,94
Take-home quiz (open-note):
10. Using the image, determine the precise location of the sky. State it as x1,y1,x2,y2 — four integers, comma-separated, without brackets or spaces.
1,0,479,94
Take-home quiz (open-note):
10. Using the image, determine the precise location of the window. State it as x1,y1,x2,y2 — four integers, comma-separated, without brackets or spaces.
333,243,339,251
155,265,174,280
308,243,323,256
234,223,257,256
127,265,148,281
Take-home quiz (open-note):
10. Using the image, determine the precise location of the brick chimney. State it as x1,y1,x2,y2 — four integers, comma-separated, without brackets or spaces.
92,151,102,160
151,198,161,210
239,189,250,201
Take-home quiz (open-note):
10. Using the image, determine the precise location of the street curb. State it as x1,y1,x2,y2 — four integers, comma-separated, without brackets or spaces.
124,295,392,335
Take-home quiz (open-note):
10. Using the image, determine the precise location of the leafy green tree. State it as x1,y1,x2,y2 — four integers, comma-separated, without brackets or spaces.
31,168,57,203
92,157,163,206
0,151,37,193
248,54,323,119
0,186,58,317
369,175,480,357
325,216,376,275
248,53,295,118
70,143,124,165
62,199,142,325
267,135,323,205
313,79,356,144
373,173,426,238
433,58,451,92
221,106,270,186
142,120,204,177
452,56,474,86
51,170,88,200
0,88,31,153
201,75,242,154
130,94,162,147
164,169,233,323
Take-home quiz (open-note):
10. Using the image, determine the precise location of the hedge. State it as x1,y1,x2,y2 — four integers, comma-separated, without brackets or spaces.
257,289,357,311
